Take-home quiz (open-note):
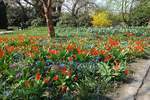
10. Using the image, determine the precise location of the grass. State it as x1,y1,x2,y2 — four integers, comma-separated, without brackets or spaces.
0,27,47,37
0,26,149,37
1,26,93,38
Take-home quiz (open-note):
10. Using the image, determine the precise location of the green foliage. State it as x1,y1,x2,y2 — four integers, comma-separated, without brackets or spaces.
77,62,112,97
6,5,30,26
130,1,150,26
30,17,45,27
110,14,123,26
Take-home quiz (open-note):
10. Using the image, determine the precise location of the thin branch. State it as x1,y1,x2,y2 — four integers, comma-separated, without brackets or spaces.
62,4,72,12
23,0,34,6
75,1,97,15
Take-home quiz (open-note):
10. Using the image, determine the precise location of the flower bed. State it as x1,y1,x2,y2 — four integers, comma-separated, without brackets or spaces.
0,33,149,99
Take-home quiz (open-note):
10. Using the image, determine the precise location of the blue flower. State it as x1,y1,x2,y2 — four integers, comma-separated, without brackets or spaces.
59,64,65,68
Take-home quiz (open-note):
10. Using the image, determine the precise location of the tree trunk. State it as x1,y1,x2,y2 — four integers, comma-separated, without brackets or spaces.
42,0,55,38
121,0,128,26
0,0,8,29
45,12,55,37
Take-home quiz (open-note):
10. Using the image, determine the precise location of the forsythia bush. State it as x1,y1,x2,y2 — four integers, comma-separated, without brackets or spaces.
91,11,112,27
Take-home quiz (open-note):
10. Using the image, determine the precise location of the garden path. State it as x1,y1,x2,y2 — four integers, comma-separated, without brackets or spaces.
136,66,150,100
0,31,13,35
109,57,150,100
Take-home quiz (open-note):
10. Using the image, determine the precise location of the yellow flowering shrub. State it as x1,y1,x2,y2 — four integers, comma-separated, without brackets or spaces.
91,11,112,27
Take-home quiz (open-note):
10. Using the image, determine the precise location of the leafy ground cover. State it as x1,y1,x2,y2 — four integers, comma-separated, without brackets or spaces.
0,27,150,99
2,26,149,37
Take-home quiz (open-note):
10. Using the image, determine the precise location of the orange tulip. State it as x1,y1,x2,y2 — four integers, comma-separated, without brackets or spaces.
99,50,106,55
90,48,99,56
5,46,15,53
31,46,39,52
66,44,76,51
135,45,144,52
108,38,119,47
0,48,4,58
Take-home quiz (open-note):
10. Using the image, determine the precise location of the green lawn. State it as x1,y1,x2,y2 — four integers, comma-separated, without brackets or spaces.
0,26,149,38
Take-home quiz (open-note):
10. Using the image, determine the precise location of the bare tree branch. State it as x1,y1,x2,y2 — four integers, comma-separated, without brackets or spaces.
23,0,34,6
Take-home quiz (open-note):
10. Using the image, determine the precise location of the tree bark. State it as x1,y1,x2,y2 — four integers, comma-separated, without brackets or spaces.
45,12,55,37
42,0,55,38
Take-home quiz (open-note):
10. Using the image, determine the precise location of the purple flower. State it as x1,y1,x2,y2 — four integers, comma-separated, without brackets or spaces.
16,72,22,78
9,64,17,68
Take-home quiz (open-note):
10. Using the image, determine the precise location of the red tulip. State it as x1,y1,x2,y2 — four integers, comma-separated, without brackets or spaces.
74,75,78,81
53,75,59,81
104,55,112,62
68,57,73,62
124,69,129,75
49,49,59,55
72,54,77,59
76,47,81,54
35,72,41,80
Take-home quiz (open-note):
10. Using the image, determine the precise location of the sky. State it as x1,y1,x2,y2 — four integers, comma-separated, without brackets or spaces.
96,0,106,6
96,0,104,3
96,0,106,5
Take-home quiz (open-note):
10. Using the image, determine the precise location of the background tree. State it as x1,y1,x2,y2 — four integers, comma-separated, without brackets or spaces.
5,0,64,37
0,0,8,29
106,0,138,26
40,0,55,37
61,0,97,26
130,0,150,26
23,0,64,26
40,0,64,37
5,0,32,26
